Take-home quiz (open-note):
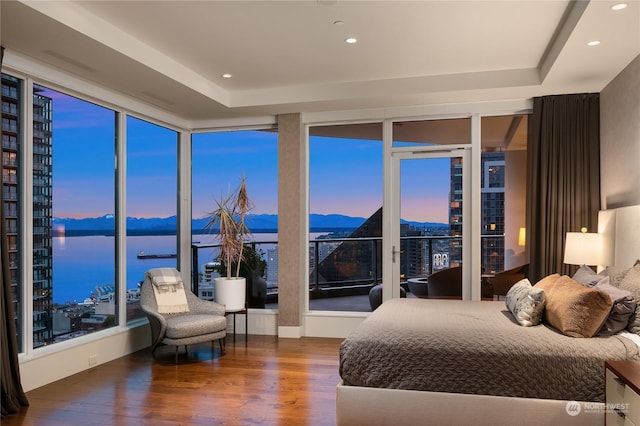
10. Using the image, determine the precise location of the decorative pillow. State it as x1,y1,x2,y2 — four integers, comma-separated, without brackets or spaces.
504,278,545,326
617,264,640,334
533,274,613,338
594,278,636,336
603,265,633,287
572,265,608,287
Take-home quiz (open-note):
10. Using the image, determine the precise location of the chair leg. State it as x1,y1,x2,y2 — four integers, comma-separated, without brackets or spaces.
175,346,179,364
219,338,225,355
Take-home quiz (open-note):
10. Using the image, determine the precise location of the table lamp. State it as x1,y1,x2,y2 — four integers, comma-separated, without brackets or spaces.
563,227,603,267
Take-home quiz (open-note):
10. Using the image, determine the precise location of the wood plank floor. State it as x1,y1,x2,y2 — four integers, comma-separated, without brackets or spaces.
3,336,344,426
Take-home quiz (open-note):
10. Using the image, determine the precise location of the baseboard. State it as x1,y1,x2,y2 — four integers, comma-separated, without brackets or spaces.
278,326,302,338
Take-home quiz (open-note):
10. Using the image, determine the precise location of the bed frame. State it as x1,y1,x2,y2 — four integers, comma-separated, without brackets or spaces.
336,204,640,426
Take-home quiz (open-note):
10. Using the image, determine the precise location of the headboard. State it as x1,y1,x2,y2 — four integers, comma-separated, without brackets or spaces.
598,205,640,268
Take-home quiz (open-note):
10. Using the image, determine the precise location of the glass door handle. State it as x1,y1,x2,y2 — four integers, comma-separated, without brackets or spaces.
392,246,403,262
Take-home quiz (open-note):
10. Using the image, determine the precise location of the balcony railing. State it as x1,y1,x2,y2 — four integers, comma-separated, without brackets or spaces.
191,234,505,303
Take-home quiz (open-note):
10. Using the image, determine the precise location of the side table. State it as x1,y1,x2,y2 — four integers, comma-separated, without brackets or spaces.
225,308,248,343
605,360,640,425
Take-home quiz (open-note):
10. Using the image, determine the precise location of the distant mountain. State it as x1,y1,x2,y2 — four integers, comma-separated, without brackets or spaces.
53,214,178,236
401,219,448,228
53,213,446,236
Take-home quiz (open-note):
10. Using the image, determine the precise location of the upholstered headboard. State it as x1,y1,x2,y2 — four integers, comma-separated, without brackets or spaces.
598,205,640,268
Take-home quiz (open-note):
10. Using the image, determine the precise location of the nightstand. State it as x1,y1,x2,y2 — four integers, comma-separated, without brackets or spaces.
605,360,640,425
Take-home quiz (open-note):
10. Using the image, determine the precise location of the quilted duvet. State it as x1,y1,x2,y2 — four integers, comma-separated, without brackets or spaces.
339,298,640,402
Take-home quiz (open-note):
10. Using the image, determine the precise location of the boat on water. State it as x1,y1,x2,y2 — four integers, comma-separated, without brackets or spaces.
137,251,177,259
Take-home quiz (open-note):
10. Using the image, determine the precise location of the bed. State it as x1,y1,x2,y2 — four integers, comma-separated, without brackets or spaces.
336,205,640,426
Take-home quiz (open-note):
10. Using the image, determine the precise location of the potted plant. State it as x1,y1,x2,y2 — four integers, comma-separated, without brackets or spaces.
205,175,253,311
219,244,268,308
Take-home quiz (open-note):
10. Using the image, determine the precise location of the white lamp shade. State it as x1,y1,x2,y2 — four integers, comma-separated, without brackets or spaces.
564,232,603,266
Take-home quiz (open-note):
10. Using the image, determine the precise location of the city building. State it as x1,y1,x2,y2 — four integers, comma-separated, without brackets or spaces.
481,152,506,274
2,75,54,349
198,261,219,300
265,248,278,287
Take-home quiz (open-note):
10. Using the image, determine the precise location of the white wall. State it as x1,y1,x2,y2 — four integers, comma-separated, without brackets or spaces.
600,54,640,209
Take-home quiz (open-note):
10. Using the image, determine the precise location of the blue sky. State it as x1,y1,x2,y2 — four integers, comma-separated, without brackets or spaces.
127,116,178,218
44,88,115,218
45,86,451,224
192,130,278,219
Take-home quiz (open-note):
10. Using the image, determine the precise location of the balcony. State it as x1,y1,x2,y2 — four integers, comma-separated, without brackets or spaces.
191,234,504,311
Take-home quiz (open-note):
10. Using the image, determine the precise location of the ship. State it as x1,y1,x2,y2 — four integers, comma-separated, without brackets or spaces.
137,251,177,259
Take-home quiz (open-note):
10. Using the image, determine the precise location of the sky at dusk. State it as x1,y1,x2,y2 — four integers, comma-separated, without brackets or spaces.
42,87,115,218
44,85,451,224
309,135,382,219
127,116,178,218
192,130,278,219
400,157,450,223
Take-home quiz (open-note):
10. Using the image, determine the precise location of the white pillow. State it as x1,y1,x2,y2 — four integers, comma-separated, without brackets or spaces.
505,278,546,327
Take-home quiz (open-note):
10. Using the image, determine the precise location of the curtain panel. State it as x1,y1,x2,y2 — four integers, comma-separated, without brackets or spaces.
1,45,30,418
526,93,601,283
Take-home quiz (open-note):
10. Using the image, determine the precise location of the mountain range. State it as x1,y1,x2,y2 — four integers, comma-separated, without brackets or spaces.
52,213,447,236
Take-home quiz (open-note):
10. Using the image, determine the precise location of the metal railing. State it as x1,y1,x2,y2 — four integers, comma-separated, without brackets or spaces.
190,234,507,300
191,240,277,296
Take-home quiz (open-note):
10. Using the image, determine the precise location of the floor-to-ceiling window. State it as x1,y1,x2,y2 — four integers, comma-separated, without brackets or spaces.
480,114,528,299
305,115,528,309
126,116,178,322
35,84,117,347
191,129,278,308
308,123,383,312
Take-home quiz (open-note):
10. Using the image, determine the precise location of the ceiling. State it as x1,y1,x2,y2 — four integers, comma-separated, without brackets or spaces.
1,0,639,125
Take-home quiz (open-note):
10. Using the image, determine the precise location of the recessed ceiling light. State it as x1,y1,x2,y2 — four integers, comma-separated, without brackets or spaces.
587,40,601,46
345,37,357,44
222,73,232,78
611,3,628,10
333,20,344,26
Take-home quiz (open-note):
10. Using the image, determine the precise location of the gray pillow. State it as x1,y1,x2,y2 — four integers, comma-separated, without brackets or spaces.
573,265,608,287
594,278,636,336
603,265,633,287
505,278,546,327
618,265,640,334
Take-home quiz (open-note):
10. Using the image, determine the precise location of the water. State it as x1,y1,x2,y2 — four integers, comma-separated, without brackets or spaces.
52,232,327,304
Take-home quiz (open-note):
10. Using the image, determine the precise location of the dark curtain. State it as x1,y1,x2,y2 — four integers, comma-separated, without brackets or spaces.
1,45,30,417
526,93,600,283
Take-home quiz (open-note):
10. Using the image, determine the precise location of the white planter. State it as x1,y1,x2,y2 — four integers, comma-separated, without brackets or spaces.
214,277,246,311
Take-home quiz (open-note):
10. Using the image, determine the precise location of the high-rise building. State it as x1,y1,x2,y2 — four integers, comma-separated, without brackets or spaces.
448,152,506,274
2,74,54,348
32,85,54,347
480,152,505,274
1,73,22,349
449,157,464,267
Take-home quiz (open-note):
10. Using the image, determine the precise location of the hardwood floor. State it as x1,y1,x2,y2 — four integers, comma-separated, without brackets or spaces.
3,336,344,426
